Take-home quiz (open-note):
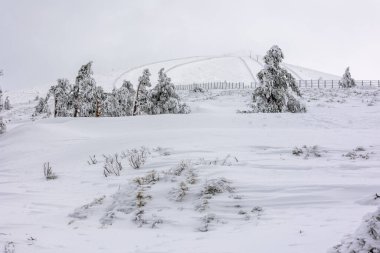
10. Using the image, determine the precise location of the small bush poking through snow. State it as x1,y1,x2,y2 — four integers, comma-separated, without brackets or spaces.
192,87,205,93
133,170,160,186
169,181,189,202
133,209,147,227
103,153,123,177
195,155,238,166
136,190,152,208
292,145,322,159
3,242,15,253
201,178,234,197
343,147,370,160
43,162,57,180
87,155,97,165
197,178,234,212
170,160,190,176
127,147,149,169
199,213,217,232
69,195,106,220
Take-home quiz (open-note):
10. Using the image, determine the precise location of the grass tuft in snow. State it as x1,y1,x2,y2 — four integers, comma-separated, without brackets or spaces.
87,155,98,165
43,162,57,180
126,147,149,169
103,153,123,177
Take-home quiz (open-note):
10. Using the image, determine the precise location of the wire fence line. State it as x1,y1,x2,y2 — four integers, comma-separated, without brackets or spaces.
175,80,380,90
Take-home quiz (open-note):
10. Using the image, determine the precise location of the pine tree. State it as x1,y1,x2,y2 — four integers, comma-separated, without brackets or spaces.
95,86,105,117
73,61,96,117
0,86,3,111
49,78,72,117
148,68,190,114
102,91,118,117
339,67,356,88
0,117,6,134
4,96,11,110
251,45,305,113
115,80,135,116
133,69,151,116
33,97,50,116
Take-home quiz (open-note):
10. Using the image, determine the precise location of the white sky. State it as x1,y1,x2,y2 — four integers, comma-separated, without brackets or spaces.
0,0,379,89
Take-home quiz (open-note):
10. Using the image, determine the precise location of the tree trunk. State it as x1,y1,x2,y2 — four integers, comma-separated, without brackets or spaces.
132,83,141,116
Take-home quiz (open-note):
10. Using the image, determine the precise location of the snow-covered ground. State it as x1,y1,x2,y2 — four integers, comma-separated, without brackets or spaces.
0,87,379,252
111,55,339,88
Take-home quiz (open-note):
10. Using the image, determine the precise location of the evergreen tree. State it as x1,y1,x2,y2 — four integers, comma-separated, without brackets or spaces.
77,62,97,117
95,86,105,117
132,69,151,115
0,117,6,134
0,86,3,111
102,91,118,117
118,80,135,116
339,67,356,88
4,96,11,110
251,45,305,113
148,68,190,114
49,78,72,117
33,96,50,116
73,61,96,117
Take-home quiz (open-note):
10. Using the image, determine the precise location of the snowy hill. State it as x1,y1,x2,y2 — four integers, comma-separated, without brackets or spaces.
1,86,380,252
110,55,340,88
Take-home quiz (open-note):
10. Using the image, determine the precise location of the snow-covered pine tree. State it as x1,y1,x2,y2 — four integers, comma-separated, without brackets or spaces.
102,91,118,117
95,86,105,117
72,83,80,117
115,80,135,116
49,78,72,117
132,69,151,116
339,67,356,88
0,86,3,111
33,96,50,116
4,96,11,110
148,68,190,114
0,117,6,134
251,45,305,113
75,61,97,117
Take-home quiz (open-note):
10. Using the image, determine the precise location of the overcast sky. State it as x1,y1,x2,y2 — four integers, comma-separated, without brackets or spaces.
0,0,379,90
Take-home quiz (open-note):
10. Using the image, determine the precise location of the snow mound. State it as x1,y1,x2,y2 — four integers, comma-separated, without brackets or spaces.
329,207,380,253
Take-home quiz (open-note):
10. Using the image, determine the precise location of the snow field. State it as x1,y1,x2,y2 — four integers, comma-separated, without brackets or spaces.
0,87,379,252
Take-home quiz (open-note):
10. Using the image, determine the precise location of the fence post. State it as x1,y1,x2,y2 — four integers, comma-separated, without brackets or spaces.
318,79,320,88
370,80,372,86
324,80,326,88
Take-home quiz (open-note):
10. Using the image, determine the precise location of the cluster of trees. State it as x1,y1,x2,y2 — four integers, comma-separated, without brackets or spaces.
34,62,190,117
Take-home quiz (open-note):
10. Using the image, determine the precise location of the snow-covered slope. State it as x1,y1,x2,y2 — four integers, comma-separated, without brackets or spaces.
0,87,379,252
112,55,339,88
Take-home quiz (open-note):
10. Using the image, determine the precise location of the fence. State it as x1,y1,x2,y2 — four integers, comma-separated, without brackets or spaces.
175,80,380,91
